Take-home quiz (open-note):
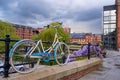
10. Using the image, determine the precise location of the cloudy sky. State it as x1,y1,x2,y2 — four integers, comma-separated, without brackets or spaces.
0,0,115,33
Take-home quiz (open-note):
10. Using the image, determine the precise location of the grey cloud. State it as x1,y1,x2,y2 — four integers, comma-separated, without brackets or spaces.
0,0,114,33
0,0,56,25
0,0,102,23
0,0,17,10
74,8,102,21
51,7,102,23
88,18,102,33
17,0,54,19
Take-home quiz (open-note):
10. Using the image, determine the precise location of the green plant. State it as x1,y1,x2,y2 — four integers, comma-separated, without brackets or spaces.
32,22,70,48
0,20,20,54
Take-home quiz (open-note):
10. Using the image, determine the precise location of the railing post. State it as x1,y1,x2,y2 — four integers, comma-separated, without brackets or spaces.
62,40,66,63
4,34,10,77
87,42,91,60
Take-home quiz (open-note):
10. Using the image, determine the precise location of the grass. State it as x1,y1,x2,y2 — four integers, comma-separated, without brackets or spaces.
75,56,87,61
8,53,88,66
69,45,81,49
40,56,87,66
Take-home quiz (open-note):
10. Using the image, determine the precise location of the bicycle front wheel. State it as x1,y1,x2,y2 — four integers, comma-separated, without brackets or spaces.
9,40,40,74
55,42,70,65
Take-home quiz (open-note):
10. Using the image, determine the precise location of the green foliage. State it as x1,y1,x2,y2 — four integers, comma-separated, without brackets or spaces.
32,22,70,47
32,34,39,40
40,27,55,42
75,56,87,61
0,20,19,39
13,55,38,62
0,20,20,54
40,59,57,66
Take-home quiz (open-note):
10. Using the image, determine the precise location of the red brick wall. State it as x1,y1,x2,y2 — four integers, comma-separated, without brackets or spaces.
58,64,101,80
15,27,33,39
64,27,70,34
116,0,117,5
70,34,101,44
117,5,120,48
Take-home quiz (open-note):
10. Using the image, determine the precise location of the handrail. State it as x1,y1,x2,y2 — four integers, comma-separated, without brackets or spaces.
0,34,91,78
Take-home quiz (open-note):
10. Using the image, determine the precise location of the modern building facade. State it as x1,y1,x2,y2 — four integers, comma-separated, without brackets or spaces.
102,0,120,50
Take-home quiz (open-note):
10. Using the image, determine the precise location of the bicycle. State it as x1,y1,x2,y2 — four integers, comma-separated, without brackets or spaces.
9,27,70,74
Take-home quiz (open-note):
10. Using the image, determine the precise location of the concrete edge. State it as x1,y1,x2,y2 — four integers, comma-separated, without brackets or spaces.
2,58,102,80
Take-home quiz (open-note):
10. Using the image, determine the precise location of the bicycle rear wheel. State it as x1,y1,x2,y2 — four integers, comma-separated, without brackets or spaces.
55,42,70,65
9,40,40,73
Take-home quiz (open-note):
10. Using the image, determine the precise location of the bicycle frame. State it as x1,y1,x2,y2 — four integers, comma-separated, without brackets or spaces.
28,27,61,60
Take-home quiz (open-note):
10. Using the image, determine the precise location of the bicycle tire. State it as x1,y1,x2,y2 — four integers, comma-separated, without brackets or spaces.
9,39,40,73
55,42,70,65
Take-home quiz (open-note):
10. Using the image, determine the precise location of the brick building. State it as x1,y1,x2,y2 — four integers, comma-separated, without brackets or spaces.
33,28,43,34
64,27,71,34
102,0,120,50
13,23,70,39
13,24,33,39
116,0,120,50
70,33,101,44
32,26,70,35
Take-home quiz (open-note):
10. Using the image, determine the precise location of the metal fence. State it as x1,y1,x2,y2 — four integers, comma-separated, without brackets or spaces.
0,34,91,78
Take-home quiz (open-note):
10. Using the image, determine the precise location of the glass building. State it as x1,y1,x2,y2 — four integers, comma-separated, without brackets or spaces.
103,0,120,50
103,5,117,49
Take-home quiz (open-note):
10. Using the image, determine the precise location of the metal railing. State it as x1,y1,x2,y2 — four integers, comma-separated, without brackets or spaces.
0,34,91,78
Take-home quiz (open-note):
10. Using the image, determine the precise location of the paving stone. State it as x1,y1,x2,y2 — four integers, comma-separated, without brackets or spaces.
78,50,120,80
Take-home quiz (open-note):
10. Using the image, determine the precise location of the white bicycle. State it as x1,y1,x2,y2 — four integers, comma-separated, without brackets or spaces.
9,27,70,73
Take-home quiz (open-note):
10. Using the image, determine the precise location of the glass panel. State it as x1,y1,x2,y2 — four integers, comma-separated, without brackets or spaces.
110,16,116,20
108,24,111,28
104,11,109,16
104,24,108,28
104,16,110,21
110,20,116,23
110,10,116,15
111,28,115,32
111,24,116,28
108,29,111,33
104,29,108,35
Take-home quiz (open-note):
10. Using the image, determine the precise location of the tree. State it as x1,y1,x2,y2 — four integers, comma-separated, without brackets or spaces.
32,22,70,47
0,20,20,53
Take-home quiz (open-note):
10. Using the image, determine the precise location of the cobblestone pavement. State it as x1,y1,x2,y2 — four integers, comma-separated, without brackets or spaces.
78,50,120,80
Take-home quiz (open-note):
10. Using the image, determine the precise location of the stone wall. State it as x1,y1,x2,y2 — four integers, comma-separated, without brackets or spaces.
1,58,102,80
58,64,100,80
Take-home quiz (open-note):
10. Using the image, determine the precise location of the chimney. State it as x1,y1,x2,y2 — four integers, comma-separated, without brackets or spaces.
115,0,117,5
116,0,120,5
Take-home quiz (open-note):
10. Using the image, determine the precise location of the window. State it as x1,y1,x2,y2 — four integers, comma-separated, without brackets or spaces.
111,24,116,28
103,6,117,49
104,16,110,21
111,16,116,20
104,24,108,28
110,10,116,15
111,28,115,32
104,29,108,35
104,11,109,16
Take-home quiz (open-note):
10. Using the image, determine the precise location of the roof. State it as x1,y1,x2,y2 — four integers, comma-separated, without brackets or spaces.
70,33,86,38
